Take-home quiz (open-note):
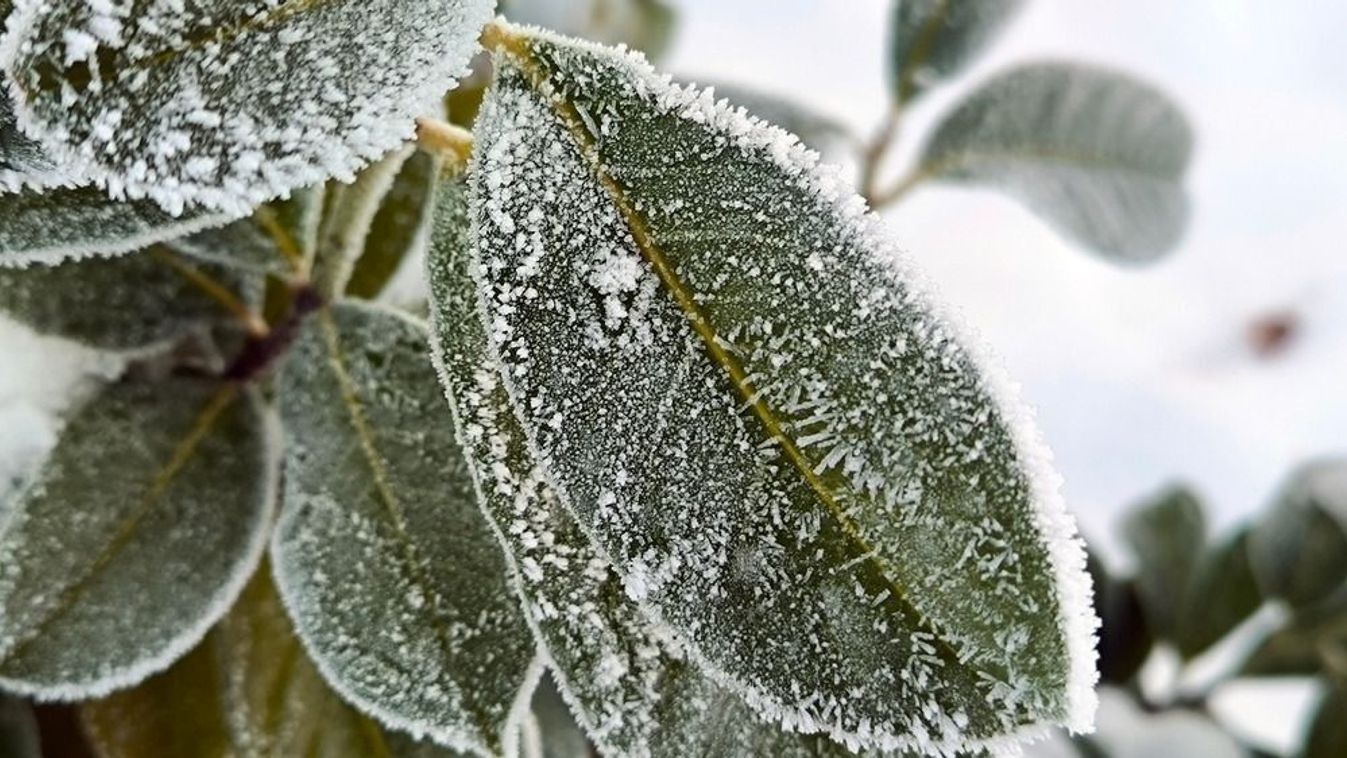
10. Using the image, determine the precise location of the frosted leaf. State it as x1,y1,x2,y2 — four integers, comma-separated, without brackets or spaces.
0,184,235,267
462,24,1097,754
81,567,473,758
0,247,259,351
168,184,327,277
0,695,41,758
686,79,852,157
0,376,277,699
0,0,496,215
527,675,591,758
887,0,1022,104
272,300,539,756
311,147,415,297
428,175,860,758
348,149,441,300
919,62,1192,262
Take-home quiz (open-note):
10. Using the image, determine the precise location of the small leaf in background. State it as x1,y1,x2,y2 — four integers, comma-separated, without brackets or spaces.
272,300,538,755
692,80,853,157
0,0,495,215
917,61,1193,262
1305,680,1347,758
428,174,858,757
503,0,678,62
463,23,1097,753
1175,529,1262,658
0,377,276,699
1088,552,1153,685
0,695,41,758
0,248,259,352
347,150,441,300
1249,461,1347,609
0,185,235,267
81,568,470,758
1242,596,1347,677
1120,487,1205,640
888,0,1023,104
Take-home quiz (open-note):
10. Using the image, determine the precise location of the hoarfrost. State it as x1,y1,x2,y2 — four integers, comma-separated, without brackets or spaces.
463,23,1097,755
0,378,276,700
271,300,538,757
428,174,860,757
0,0,495,215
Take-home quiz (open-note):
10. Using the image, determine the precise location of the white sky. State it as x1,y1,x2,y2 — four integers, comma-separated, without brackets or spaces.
672,0,1347,548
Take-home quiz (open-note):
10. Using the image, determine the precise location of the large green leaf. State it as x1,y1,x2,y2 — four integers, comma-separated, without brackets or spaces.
0,247,258,351
1121,487,1205,641
271,300,539,756
887,0,1022,104
0,695,40,758
456,24,1097,753
1249,461,1347,609
0,376,276,699
917,62,1193,262
347,149,441,300
0,185,234,267
428,174,860,757
0,0,495,215
81,568,470,758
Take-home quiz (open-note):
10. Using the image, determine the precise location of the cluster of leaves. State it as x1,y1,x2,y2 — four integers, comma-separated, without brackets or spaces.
0,1,1202,757
1086,462,1347,757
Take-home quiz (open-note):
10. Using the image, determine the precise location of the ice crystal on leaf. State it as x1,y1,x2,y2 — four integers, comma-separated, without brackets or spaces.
428,175,858,757
0,0,496,215
0,377,276,700
458,23,1097,755
272,300,538,756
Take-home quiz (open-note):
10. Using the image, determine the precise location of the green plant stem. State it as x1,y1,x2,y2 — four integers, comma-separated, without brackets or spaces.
869,164,932,209
858,103,902,205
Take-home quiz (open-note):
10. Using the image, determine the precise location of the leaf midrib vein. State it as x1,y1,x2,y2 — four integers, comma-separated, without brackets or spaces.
0,385,238,667
315,309,500,750
495,34,972,672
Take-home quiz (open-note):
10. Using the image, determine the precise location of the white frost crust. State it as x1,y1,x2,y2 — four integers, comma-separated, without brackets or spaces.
0,0,496,216
473,23,1100,753
0,390,281,701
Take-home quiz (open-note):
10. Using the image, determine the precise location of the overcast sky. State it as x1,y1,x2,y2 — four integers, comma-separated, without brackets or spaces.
671,0,1347,545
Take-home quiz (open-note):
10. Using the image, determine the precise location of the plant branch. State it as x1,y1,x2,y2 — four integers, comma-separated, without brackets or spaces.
149,247,269,338
858,103,902,205
416,117,474,177
223,285,323,382
869,163,932,209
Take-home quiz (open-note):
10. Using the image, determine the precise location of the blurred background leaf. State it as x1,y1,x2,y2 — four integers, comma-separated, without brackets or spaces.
887,0,1023,105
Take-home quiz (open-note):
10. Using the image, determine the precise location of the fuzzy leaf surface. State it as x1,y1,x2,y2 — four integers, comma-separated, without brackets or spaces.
919,62,1192,262
696,80,851,156
887,0,1022,103
81,568,469,758
0,0,495,215
463,25,1096,754
428,174,858,758
0,377,275,699
272,300,537,755
0,185,233,267
0,247,256,351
